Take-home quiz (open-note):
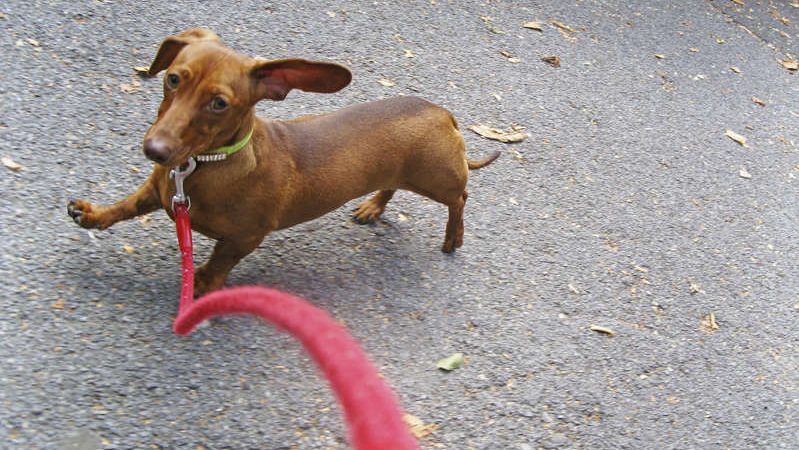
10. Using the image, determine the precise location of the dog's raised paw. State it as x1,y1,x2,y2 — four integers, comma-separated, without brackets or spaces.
67,200,102,229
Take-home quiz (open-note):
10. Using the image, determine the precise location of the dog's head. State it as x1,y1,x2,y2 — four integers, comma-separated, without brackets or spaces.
142,28,352,167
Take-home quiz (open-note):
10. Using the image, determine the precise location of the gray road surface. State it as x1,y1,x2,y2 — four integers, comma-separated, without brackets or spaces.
1,1,798,449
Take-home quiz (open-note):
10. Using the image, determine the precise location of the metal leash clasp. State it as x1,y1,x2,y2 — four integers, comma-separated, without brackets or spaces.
170,157,197,212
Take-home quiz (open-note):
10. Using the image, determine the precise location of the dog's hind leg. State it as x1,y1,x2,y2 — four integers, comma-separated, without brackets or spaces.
442,191,467,253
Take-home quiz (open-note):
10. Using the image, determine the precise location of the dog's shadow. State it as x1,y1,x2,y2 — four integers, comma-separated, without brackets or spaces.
231,209,435,306
67,194,453,319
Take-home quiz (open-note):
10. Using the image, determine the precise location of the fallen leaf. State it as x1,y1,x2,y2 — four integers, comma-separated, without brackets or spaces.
751,96,766,106
655,54,666,59
716,38,726,44
731,0,744,5
403,48,415,58
589,324,616,336
51,298,65,310
480,16,505,34
26,38,40,47
436,352,464,371
689,47,700,52
701,313,719,332
568,283,580,294
397,212,409,222
730,66,741,73
403,414,439,439
500,50,521,63
2,156,23,172
780,58,798,72
120,80,141,94
541,55,561,67
377,78,396,87
137,214,152,226
122,244,135,254
0,12,6,19
689,281,703,294
523,21,544,31
725,129,748,147
133,65,150,75
739,167,752,179
551,20,577,33
468,124,528,143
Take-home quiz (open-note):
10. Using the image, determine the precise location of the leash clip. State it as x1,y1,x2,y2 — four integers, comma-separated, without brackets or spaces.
170,157,197,212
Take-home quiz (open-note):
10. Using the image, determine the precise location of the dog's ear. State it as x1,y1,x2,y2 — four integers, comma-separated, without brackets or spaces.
146,28,221,76
250,59,352,101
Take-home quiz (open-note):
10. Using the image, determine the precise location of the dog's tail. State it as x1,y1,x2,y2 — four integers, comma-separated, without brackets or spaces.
467,151,501,170
174,286,419,450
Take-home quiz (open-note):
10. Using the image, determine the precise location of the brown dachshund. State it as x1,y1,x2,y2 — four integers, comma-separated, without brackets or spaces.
68,28,499,296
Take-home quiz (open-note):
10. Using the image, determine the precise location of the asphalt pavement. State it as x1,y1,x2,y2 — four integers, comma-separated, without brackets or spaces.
1,1,797,449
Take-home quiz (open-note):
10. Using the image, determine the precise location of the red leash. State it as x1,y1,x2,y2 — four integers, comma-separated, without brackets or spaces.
170,160,418,450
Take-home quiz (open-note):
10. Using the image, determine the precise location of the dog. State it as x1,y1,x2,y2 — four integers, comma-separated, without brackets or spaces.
68,28,500,296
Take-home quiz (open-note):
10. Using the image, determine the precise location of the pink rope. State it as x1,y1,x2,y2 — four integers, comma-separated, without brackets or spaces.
172,203,418,450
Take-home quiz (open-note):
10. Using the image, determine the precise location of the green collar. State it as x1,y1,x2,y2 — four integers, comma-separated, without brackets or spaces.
196,128,253,162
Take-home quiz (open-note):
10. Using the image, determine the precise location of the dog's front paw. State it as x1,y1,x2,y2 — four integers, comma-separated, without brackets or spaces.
67,199,110,229
352,200,384,224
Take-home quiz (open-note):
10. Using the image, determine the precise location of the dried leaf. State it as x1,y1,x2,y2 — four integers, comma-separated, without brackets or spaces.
688,281,703,294
551,20,577,33
655,54,666,59
523,21,544,31
725,129,748,147
468,124,528,143
403,48,415,58
2,156,23,172
731,0,744,5
480,16,505,34
689,47,700,52
51,298,65,310
403,414,439,439
751,96,766,106
568,283,580,294
26,38,40,47
436,352,464,371
541,55,561,67
120,80,141,94
730,66,741,73
716,38,726,44
133,65,150,75
739,167,752,179
500,50,521,63
377,78,396,87
780,58,799,72
0,12,6,19
589,324,616,336
122,244,135,254
701,313,719,332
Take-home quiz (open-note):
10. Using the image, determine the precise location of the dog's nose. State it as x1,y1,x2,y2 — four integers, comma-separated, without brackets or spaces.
143,138,171,164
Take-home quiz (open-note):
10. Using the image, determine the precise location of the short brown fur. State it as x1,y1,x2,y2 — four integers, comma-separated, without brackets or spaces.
68,29,499,295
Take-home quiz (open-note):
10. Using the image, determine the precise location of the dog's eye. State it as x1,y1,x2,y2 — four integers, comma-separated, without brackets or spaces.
210,96,228,112
166,73,180,89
